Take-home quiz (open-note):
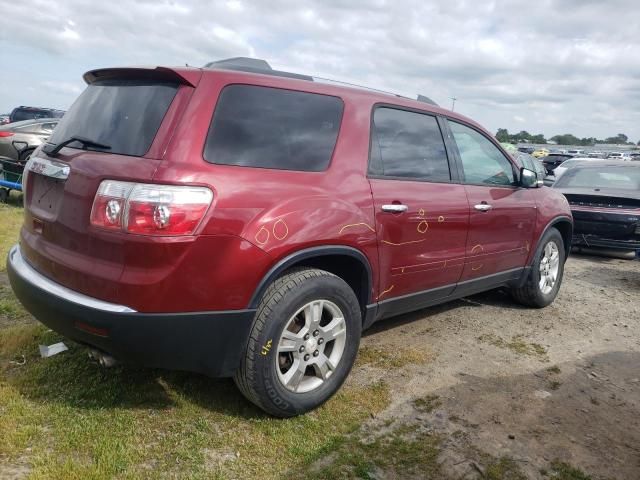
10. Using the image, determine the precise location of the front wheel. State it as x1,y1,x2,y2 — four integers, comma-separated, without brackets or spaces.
511,227,565,308
234,268,362,417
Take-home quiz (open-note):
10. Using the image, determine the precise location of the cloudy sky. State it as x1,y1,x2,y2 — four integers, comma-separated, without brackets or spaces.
2,0,639,141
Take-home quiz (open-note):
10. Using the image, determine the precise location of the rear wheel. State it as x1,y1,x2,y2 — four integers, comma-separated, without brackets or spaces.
511,227,565,308
234,268,361,417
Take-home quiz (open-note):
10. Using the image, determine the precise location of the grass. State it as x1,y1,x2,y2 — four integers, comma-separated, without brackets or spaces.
478,334,548,360
547,460,592,480
412,394,442,414
356,344,433,369
0,192,23,273
0,325,392,478
484,457,527,480
291,423,443,479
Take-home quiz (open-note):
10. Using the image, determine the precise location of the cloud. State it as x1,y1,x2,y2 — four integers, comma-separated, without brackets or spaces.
1,0,639,140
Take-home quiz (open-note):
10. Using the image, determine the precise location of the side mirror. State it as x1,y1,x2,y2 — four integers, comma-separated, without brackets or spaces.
520,167,539,188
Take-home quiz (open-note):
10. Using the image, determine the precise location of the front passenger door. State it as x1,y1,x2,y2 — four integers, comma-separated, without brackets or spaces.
446,120,537,282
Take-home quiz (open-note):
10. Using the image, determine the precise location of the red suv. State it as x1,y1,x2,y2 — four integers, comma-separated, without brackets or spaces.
7,58,573,417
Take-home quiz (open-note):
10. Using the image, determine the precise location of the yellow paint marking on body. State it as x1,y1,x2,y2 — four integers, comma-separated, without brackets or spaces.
378,285,394,299
339,222,375,235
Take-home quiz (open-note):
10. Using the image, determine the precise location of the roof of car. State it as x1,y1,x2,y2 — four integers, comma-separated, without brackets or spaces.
83,60,490,139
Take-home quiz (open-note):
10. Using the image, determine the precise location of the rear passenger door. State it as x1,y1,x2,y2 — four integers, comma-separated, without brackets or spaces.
368,107,469,311
445,120,537,282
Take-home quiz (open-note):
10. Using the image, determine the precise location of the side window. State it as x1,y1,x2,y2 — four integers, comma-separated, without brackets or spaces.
369,107,450,181
449,121,516,186
204,85,343,171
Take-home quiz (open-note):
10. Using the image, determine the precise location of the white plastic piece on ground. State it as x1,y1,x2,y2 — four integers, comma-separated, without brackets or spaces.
39,342,69,358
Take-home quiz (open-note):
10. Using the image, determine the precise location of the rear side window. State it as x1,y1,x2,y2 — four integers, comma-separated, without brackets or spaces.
204,85,343,171
48,80,178,157
369,107,450,181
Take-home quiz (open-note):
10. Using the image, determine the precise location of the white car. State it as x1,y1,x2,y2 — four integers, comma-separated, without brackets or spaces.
607,152,623,159
551,157,594,180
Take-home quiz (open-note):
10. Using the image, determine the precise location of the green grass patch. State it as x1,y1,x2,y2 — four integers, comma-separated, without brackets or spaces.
292,423,442,479
547,365,561,374
547,460,592,480
412,394,441,414
357,344,432,369
0,195,23,273
479,334,548,360
485,457,527,480
0,325,391,478
0,284,30,321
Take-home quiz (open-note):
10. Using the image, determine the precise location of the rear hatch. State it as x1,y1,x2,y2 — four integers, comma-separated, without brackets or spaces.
20,68,195,303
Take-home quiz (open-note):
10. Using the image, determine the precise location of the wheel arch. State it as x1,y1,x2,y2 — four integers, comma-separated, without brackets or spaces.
533,216,573,264
248,245,374,321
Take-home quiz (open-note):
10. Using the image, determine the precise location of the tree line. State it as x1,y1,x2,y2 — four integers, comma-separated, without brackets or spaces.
496,129,640,147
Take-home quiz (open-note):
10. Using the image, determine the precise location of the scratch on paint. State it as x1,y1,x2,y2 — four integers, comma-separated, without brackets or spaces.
417,220,429,234
438,216,445,223
339,222,376,235
382,239,426,246
378,285,394,299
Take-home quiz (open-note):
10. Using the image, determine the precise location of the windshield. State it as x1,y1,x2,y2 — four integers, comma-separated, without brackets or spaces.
556,166,640,190
48,79,178,157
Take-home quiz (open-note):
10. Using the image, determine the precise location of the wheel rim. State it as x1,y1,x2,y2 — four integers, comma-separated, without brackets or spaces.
539,240,560,294
276,299,347,393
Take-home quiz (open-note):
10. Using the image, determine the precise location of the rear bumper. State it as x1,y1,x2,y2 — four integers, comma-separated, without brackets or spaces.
572,234,640,251
6,245,255,377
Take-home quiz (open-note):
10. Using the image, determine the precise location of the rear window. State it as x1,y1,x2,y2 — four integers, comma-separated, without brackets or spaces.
556,166,640,190
48,80,178,157
204,85,343,171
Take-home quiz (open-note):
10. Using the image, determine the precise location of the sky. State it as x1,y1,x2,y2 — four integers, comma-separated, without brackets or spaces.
1,0,639,142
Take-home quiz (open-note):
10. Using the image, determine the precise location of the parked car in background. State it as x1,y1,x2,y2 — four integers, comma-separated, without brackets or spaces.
532,148,549,158
567,149,585,156
9,106,65,123
513,151,546,183
0,118,59,161
587,151,605,158
544,158,593,186
518,146,535,154
553,161,640,255
607,152,623,160
0,114,10,125
630,152,640,161
7,58,573,417
542,153,574,174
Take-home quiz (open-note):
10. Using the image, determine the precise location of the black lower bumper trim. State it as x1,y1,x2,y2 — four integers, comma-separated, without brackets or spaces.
7,249,255,377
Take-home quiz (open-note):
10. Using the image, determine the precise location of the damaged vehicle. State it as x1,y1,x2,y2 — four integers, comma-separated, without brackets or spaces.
553,161,640,257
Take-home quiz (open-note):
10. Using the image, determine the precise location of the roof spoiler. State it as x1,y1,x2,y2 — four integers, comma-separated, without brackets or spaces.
83,66,201,87
204,57,313,81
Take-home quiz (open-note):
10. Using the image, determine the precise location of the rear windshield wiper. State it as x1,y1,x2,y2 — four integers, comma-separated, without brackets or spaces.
44,136,111,157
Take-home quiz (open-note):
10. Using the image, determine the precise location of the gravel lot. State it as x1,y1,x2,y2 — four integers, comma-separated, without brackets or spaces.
346,253,640,479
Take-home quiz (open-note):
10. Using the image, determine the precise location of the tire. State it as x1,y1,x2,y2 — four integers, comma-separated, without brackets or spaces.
234,268,362,417
511,227,565,308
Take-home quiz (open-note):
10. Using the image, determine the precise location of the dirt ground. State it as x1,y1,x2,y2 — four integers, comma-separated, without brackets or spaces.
346,253,640,479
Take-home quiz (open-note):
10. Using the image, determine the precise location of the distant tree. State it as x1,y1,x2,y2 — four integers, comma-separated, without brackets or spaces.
530,134,547,144
550,134,581,145
496,128,511,143
604,133,629,144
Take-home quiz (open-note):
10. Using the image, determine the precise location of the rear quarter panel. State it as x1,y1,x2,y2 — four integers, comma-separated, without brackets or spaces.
153,72,380,306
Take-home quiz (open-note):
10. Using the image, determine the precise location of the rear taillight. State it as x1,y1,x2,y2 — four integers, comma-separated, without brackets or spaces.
90,180,213,236
0,131,14,137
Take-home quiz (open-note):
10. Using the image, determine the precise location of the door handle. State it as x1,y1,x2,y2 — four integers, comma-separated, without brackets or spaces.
474,203,493,212
381,204,409,213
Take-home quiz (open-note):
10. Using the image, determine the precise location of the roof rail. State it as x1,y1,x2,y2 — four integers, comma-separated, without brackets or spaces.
203,58,439,106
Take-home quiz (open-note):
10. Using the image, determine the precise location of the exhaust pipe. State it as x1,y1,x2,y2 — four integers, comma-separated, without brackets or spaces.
88,348,118,368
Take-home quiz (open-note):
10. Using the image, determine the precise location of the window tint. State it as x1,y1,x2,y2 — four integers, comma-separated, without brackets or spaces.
204,85,343,171
449,121,516,186
556,166,640,190
369,107,450,181
48,80,178,157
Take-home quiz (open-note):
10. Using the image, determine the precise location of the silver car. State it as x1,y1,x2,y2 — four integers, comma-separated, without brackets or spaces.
0,118,59,161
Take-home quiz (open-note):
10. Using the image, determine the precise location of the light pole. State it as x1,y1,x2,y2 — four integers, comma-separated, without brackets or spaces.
450,97,457,111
